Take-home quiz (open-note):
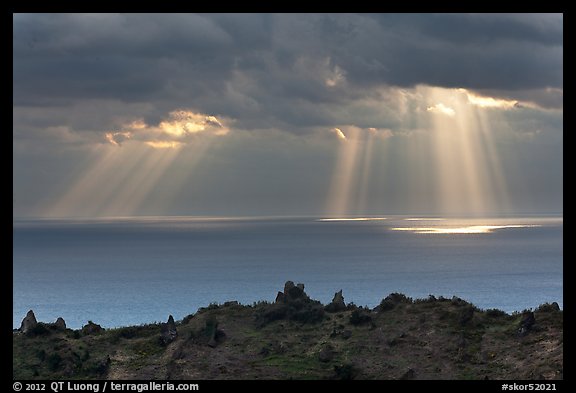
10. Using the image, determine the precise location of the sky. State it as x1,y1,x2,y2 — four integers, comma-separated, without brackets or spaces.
13,13,563,218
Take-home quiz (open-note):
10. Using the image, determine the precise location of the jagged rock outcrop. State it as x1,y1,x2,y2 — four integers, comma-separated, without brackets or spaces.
451,296,467,306
275,281,309,303
81,321,103,335
20,310,38,334
536,302,561,312
160,315,178,345
275,291,286,303
54,317,66,330
325,290,347,312
284,281,307,301
259,281,324,327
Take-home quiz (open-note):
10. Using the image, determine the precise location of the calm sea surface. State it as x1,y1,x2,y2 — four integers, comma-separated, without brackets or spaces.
13,216,563,329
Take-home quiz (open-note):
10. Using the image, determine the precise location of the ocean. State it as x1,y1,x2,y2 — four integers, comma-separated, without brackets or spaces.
13,216,563,329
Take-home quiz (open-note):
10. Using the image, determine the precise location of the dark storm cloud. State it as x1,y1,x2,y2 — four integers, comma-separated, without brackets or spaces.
13,13,562,135
372,13,562,46
306,13,563,90
14,14,237,103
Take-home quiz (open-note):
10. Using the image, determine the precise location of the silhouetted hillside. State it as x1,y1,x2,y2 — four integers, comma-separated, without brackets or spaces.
13,282,563,380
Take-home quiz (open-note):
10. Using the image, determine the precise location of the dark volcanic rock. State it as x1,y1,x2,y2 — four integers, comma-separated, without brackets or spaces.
285,281,307,301
259,281,324,326
20,310,38,334
284,280,295,293
160,315,178,345
451,296,466,305
276,281,309,303
275,291,286,303
54,317,66,330
536,302,561,313
325,290,347,313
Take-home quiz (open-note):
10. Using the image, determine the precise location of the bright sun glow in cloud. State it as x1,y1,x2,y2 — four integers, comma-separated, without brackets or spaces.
427,102,456,117
461,89,518,109
159,111,228,137
105,110,230,149
331,127,347,140
105,131,132,146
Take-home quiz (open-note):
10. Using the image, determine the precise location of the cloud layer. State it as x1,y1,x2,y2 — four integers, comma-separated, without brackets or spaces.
14,14,562,136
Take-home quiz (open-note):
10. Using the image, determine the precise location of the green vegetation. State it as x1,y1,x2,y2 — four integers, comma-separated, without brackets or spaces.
13,288,563,380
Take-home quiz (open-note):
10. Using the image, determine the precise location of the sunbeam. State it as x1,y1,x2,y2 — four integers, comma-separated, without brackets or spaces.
100,146,181,217
421,85,512,216
325,126,380,217
322,86,515,218
42,109,231,218
355,128,376,214
325,127,361,217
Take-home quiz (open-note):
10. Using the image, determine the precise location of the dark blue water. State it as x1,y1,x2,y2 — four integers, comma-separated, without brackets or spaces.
13,216,563,329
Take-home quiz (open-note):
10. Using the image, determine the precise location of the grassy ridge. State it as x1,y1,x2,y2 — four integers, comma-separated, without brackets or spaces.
13,289,563,380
